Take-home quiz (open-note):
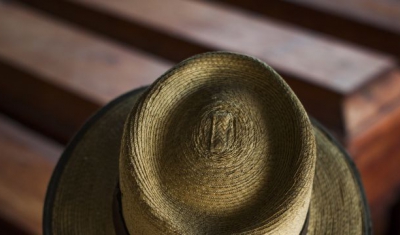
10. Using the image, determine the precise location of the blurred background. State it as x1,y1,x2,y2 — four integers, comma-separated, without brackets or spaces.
0,0,400,234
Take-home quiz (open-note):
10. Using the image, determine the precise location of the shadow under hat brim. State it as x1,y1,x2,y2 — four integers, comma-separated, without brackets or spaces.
43,86,371,235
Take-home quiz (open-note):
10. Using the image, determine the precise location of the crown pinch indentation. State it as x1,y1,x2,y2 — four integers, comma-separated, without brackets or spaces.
208,110,235,154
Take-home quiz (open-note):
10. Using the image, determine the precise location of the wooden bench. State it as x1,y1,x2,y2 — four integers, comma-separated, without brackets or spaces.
215,0,400,60
17,0,399,142
1,0,400,234
0,2,171,144
0,114,62,234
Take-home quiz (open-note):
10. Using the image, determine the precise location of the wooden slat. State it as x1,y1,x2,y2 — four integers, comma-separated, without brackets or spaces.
291,0,400,31
345,70,400,234
0,2,171,143
17,0,397,140
344,69,400,139
349,104,400,234
19,0,394,93
213,0,400,60
0,114,62,234
350,108,400,204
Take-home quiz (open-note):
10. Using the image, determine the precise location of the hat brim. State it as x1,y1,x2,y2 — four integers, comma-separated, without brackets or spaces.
43,87,371,235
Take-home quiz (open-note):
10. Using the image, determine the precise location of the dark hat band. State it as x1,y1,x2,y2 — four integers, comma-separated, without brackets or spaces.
112,183,310,235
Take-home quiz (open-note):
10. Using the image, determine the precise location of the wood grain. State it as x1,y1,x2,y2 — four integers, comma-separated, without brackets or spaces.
291,0,400,34
348,101,400,234
1,1,400,234
19,0,394,93
0,2,171,143
0,114,62,234
17,0,396,141
344,69,400,140
214,0,400,59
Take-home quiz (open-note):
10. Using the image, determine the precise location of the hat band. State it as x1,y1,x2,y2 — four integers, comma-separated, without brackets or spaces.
112,184,130,235
112,184,310,234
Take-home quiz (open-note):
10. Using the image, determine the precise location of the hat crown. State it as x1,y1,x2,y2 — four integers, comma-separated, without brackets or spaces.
119,52,316,234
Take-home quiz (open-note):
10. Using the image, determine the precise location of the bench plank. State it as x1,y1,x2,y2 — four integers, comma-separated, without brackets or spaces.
0,114,62,234
18,0,397,139
214,0,400,60
350,104,400,234
0,2,171,143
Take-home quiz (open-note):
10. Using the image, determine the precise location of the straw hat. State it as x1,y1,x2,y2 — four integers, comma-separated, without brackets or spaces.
43,52,371,234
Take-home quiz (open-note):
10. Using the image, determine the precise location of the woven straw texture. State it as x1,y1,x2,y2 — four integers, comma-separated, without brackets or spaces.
120,53,315,234
44,52,370,235
309,124,368,234
45,89,145,235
